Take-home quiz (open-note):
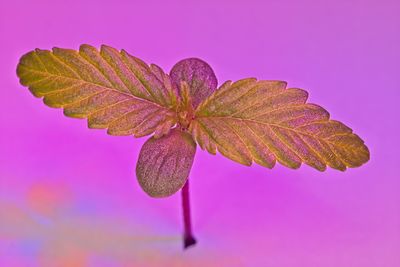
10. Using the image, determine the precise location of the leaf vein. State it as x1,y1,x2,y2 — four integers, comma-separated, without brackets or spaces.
49,52,82,79
78,51,124,90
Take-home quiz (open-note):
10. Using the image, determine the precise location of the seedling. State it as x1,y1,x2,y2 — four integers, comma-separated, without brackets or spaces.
17,45,369,249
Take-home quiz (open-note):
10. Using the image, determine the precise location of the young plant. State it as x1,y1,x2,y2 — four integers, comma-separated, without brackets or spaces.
16,45,370,249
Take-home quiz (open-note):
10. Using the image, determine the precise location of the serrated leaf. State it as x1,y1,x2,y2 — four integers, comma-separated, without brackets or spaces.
191,78,370,171
16,44,178,138
170,58,217,108
136,128,196,198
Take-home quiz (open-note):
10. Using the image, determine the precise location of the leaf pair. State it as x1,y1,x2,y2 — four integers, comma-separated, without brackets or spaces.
16,44,370,198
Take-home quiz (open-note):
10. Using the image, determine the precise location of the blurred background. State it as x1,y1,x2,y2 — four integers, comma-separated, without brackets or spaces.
0,0,399,266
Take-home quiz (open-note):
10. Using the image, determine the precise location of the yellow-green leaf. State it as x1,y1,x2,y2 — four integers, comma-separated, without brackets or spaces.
191,78,369,171
16,44,177,138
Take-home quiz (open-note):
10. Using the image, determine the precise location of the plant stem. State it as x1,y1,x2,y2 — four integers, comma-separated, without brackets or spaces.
181,179,196,249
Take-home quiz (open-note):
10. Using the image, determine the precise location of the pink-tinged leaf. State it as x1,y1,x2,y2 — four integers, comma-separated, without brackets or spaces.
136,128,196,198
170,58,218,108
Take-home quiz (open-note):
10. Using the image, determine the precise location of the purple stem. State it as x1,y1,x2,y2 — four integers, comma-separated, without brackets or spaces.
181,179,196,249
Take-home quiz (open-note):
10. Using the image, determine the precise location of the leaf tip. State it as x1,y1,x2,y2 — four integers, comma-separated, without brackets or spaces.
101,44,119,55
78,43,96,52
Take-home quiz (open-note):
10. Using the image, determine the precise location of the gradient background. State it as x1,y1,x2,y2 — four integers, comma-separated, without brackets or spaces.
0,0,399,266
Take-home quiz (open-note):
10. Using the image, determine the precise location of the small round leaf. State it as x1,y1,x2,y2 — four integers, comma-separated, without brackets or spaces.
136,128,197,198
170,58,218,108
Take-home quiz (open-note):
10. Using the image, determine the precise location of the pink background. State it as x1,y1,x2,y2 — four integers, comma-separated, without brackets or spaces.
0,0,399,266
